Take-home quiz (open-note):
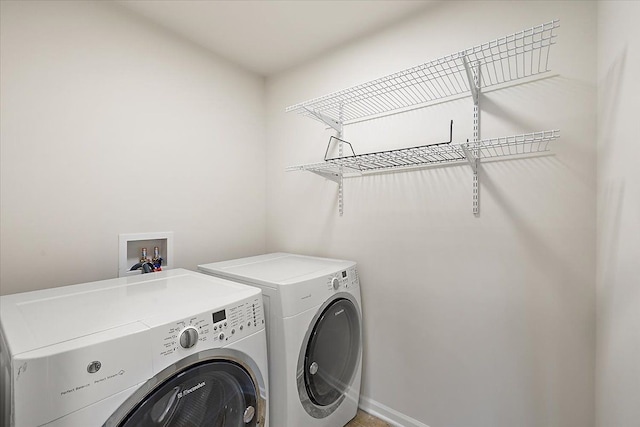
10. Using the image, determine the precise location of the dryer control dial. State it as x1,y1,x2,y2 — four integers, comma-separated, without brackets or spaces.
179,327,199,349
331,277,340,290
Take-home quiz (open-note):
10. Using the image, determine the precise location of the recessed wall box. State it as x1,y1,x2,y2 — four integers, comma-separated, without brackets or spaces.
118,232,174,277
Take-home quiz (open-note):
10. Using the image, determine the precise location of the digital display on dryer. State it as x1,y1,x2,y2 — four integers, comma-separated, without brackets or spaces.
212,310,226,323
342,271,347,278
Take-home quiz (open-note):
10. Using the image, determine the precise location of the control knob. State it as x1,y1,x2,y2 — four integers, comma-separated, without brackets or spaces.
331,277,340,290
179,327,199,349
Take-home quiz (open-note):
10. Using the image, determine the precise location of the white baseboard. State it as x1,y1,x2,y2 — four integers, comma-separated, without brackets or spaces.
358,395,431,427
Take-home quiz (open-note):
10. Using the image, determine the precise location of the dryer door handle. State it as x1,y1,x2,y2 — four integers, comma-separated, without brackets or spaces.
155,386,180,423
243,406,255,423
309,361,319,375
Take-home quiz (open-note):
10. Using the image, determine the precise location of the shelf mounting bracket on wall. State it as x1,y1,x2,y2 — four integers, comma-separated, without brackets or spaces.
463,55,482,216
303,105,346,214
460,144,478,173
303,106,343,134
463,55,480,105
337,104,345,216
310,170,342,184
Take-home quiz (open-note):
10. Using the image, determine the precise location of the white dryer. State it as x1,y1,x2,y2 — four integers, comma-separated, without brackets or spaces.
0,269,268,427
199,253,362,427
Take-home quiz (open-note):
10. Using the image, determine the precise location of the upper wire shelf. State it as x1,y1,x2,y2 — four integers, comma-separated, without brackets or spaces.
286,20,559,125
286,130,559,176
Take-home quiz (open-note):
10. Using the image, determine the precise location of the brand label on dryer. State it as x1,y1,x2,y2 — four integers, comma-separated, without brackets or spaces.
177,381,206,399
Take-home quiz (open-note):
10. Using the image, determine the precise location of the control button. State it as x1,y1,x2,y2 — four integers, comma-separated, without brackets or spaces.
179,327,199,349
87,361,102,374
231,328,236,334
240,325,243,331
214,326,218,331
247,321,251,327
224,322,227,327
218,332,225,341
331,277,340,290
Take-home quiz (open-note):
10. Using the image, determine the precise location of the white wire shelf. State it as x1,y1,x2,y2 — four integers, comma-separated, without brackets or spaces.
286,130,559,176
286,20,559,125
285,20,560,215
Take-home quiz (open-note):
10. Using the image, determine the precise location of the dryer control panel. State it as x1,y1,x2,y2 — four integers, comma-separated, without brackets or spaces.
325,266,359,292
151,294,265,371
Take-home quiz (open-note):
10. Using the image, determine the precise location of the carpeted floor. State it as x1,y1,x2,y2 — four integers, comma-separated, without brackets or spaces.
345,410,390,426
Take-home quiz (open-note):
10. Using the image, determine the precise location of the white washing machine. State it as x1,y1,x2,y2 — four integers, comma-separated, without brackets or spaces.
0,269,268,427
199,253,362,427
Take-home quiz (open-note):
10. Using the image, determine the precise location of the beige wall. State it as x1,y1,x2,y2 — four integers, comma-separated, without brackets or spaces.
266,1,596,426
0,0,267,295
596,2,640,427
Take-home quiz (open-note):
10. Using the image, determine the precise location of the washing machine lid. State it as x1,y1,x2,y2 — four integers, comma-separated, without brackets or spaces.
198,253,355,288
0,269,260,355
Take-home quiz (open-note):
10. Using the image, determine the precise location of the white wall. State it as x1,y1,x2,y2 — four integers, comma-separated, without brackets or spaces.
5,1,626,426
266,2,596,427
596,2,640,427
0,1,266,295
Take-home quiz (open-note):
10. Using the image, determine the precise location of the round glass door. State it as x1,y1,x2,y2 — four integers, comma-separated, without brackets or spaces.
118,360,259,427
303,298,361,408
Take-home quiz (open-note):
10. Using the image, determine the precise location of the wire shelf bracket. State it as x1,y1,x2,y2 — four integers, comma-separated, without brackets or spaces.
463,56,480,106
460,144,478,173
462,56,482,214
285,20,560,215
303,106,343,134
309,169,342,184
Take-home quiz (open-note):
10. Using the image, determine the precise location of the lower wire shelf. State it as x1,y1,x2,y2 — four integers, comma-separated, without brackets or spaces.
286,129,560,178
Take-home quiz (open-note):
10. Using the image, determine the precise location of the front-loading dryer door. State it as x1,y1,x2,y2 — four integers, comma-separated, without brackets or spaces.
105,349,266,427
298,295,361,418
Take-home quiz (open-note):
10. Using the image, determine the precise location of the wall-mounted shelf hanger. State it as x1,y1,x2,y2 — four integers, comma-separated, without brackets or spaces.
286,20,560,216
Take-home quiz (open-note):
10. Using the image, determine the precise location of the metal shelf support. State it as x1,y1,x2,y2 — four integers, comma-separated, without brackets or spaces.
460,145,478,173
462,58,482,215
310,170,342,183
337,104,344,216
303,107,343,134
463,56,480,105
